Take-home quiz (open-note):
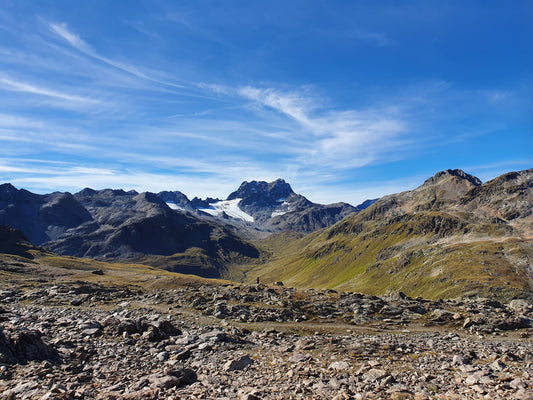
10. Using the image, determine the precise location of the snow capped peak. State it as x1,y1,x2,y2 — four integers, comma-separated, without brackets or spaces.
227,178,294,202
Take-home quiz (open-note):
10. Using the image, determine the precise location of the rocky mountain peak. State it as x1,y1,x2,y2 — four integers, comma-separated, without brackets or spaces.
76,188,97,197
0,183,17,194
158,191,192,209
227,179,294,203
422,169,482,187
133,192,166,205
410,169,483,204
0,183,40,202
267,179,294,199
486,168,533,187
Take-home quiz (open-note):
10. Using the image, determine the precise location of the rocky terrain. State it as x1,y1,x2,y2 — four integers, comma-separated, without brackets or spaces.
1,222,533,399
1,168,533,398
1,272,532,400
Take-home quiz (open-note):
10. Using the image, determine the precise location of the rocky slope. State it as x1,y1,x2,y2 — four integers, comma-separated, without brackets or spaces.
246,169,533,300
0,183,92,244
0,253,532,399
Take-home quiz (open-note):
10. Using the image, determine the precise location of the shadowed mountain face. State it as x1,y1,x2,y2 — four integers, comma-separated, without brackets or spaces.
2,169,531,299
157,191,195,211
0,185,260,278
0,225,39,259
247,169,533,300
0,178,366,277
0,184,92,244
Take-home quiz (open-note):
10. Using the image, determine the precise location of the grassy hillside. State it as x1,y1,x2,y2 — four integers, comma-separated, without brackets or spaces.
0,247,231,293
246,209,533,301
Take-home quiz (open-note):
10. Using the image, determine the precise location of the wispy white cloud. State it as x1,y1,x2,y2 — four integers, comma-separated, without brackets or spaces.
486,90,510,104
8,164,241,200
49,23,90,52
0,164,41,174
49,22,187,90
0,77,98,103
300,175,424,205
238,86,316,126
238,85,408,169
121,19,160,39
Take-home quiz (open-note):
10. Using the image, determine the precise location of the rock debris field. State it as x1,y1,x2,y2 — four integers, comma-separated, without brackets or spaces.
1,282,533,400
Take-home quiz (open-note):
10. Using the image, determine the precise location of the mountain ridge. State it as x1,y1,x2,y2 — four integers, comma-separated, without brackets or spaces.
0,177,371,279
245,168,533,300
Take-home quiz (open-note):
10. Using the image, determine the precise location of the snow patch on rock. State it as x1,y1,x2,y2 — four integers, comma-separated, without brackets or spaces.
199,199,254,222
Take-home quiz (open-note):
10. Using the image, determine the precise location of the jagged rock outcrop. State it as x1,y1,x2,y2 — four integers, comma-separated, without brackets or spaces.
226,179,312,222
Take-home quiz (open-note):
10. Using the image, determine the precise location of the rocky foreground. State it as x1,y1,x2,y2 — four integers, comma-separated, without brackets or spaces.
1,282,533,400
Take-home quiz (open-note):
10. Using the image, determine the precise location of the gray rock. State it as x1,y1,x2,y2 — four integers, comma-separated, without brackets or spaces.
167,367,197,386
490,359,506,371
148,374,181,389
431,309,454,320
224,355,254,371
71,298,84,306
82,328,101,336
363,369,388,382
508,299,531,313
329,361,350,371
199,329,227,343
1,329,58,363
288,353,311,363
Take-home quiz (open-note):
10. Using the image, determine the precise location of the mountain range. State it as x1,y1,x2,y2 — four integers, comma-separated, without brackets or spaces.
0,179,371,278
1,169,532,300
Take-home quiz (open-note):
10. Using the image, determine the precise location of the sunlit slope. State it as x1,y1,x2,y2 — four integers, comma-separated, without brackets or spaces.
247,169,533,300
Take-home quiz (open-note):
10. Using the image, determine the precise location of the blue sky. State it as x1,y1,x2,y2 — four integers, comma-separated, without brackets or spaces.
0,1,531,204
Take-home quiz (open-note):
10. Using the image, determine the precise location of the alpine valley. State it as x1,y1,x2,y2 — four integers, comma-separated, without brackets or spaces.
1,168,532,300
2,169,533,399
